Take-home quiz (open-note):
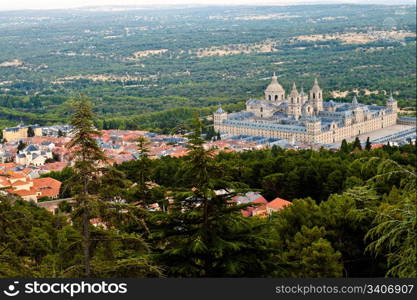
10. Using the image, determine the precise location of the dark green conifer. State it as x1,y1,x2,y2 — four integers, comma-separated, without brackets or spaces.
353,137,362,150
152,116,276,277
66,95,160,278
27,126,35,137
365,137,372,151
340,139,349,153
67,94,107,277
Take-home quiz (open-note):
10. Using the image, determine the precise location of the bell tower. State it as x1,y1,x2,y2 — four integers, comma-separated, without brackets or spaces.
213,105,228,125
309,78,323,113
288,82,301,119
386,92,398,113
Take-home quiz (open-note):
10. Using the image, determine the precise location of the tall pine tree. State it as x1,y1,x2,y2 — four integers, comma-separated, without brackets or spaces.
66,95,159,277
67,95,107,277
134,136,153,204
151,116,276,277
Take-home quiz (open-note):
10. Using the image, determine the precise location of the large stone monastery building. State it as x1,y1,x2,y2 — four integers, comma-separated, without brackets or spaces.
214,74,398,144
2,122,42,142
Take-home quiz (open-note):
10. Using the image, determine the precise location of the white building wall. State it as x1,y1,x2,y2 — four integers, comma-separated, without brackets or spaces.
215,111,397,144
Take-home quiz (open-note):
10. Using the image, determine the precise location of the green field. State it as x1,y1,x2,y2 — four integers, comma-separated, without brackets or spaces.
0,4,415,131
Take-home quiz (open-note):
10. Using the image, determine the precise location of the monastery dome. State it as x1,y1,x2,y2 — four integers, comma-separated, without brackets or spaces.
328,100,336,106
265,73,285,93
215,106,225,114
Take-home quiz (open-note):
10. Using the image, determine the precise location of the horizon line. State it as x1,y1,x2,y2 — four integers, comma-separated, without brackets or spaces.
0,1,415,12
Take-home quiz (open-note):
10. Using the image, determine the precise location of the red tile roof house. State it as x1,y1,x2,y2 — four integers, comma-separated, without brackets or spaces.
40,161,68,172
33,178,62,199
109,153,136,165
169,148,189,158
0,163,18,171
232,192,268,217
2,173,62,202
8,187,40,202
8,171,28,184
232,192,292,217
121,133,144,143
266,197,292,215
248,197,269,217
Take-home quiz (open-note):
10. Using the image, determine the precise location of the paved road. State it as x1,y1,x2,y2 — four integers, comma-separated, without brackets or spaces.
36,198,74,208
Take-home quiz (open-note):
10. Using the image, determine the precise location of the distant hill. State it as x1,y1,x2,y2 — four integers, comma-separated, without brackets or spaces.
0,4,415,130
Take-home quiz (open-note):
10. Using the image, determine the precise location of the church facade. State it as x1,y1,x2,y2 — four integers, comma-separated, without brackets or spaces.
214,74,398,144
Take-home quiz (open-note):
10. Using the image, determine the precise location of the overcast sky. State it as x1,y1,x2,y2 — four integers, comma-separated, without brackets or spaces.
0,0,414,11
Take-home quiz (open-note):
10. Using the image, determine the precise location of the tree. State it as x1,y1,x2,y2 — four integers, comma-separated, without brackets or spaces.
343,176,363,190
152,116,276,277
324,169,345,196
271,145,282,156
66,95,107,277
0,195,69,277
282,226,343,277
365,137,372,151
321,186,385,277
98,167,131,203
340,139,349,153
204,125,216,141
45,152,60,164
352,137,362,151
17,141,26,152
282,170,300,200
27,126,35,137
216,131,221,141
365,193,416,277
133,136,153,204
57,201,73,214
360,157,417,277
262,173,285,199
66,95,160,278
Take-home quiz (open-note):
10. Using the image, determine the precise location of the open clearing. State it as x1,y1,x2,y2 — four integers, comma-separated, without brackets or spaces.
193,40,278,57
295,30,416,44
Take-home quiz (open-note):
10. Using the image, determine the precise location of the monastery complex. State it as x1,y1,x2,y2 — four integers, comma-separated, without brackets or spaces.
214,74,398,144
